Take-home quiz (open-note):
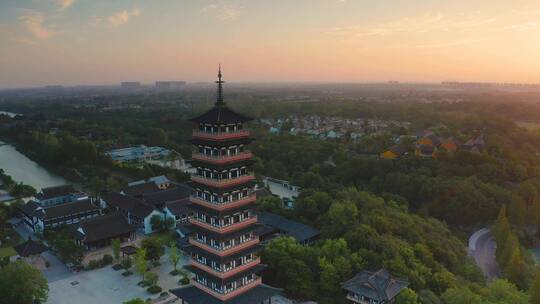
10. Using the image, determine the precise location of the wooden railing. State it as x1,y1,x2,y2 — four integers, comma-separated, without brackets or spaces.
191,277,262,301
190,216,257,234
192,130,250,141
190,258,261,279
191,175,255,188
189,195,256,211
192,152,253,164
189,238,260,257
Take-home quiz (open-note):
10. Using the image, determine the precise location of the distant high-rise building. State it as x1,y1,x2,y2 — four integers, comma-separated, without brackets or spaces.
121,81,141,88
171,67,281,303
155,81,186,90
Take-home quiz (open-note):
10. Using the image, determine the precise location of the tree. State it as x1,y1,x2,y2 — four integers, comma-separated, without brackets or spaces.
145,272,159,287
530,267,540,304
150,215,174,232
141,237,164,262
508,195,526,228
169,243,181,273
0,260,48,304
51,238,84,266
134,248,148,281
430,270,457,294
504,248,526,288
442,287,485,304
112,238,121,264
396,287,420,304
148,128,168,146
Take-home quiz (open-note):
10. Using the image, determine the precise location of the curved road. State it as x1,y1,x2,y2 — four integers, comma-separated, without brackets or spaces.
469,228,500,281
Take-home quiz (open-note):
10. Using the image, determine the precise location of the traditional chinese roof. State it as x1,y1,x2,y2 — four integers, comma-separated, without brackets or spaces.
342,269,409,302
79,213,135,243
123,182,161,197
170,284,282,304
102,192,154,218
41,199,100,220
37,185,76,200
164,198,192,216
257,211,320,243
190,106,252,124
14,238,48,257
142,184,192,207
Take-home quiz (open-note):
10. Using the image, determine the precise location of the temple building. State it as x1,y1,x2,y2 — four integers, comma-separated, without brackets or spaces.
342,269,409,304
171,67,281,304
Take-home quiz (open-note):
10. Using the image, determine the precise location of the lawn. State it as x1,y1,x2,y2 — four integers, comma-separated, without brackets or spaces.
0,246,16,259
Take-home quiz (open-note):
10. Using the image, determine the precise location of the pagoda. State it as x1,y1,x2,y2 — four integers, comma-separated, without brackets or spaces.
171,67,281,304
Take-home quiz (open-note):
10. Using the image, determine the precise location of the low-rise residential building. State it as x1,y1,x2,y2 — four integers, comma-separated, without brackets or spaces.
379,146,407,160
263,177,301,209
342,269,408,304
102,182,192,234
257,211,320,245
74,213,136,250
35,185,88,207
18,199,101,232
128,175,172,190
12,238,49,269
106,145,171,163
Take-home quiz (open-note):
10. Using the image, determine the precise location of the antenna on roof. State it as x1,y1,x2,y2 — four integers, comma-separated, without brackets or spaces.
216,64,225,106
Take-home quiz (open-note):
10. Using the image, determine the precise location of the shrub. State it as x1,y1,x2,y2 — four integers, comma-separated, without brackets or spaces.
45,261,51,268
147,285,162,294
112,264,123,271
179,277,190,285
159,291,168,297
121,270,133,277
151,261,160,267
86,260,101,270
102,254,113,266
169,269,179,276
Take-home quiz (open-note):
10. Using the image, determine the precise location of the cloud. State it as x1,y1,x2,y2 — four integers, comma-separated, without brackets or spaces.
57,0,75,10
108,8,141,27
19,10,54,40
503,21,540,31
330,12,497,39
202,1,242,21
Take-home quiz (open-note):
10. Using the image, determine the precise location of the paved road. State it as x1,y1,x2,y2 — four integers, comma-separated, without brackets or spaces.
469,228,500,281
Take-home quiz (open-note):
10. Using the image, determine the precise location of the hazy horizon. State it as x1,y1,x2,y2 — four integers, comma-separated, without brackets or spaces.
2,0,540,88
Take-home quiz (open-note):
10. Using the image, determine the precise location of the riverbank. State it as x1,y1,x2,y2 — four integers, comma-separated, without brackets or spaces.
0,140,70,190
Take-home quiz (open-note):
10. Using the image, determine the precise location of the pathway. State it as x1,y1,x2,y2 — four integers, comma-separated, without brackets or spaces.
469,228,500,281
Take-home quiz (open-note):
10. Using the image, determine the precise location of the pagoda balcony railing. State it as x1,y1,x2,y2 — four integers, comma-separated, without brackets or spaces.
192,130,250,141
190,194,256,211
190,258,261,279
189,238,260,257
191,174,255,188
192,152,253,164
192,277,262,301
190,216,258,234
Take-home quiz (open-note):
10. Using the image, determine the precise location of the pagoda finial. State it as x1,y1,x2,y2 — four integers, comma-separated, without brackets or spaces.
216,64,225,106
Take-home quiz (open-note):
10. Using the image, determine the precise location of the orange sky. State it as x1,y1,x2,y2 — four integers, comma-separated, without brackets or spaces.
1,0,540,88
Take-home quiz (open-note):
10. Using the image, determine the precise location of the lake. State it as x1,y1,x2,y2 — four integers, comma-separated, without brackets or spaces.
0,141,68,190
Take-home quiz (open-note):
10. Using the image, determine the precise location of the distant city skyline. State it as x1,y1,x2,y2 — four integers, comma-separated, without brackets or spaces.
2,0,540,88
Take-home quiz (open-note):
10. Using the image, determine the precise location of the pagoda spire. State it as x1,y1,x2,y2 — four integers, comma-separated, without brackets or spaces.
216,64,225,106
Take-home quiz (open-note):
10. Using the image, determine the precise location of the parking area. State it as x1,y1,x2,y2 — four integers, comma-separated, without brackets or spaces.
47,251,189,304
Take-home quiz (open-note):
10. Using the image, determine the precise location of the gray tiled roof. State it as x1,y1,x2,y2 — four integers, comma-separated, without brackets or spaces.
342,269,409,302
257,211,320,243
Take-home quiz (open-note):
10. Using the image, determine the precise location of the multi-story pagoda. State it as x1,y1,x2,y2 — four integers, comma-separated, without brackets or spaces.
171,67,281,304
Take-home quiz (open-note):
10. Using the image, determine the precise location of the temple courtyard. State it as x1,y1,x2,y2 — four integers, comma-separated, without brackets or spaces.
47,251,189,304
